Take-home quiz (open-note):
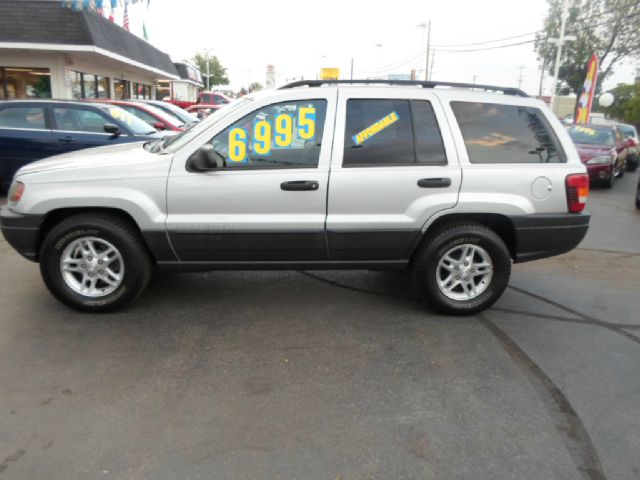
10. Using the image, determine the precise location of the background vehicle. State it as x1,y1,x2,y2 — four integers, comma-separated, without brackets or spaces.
197,91,232,106
636,175,640,209
1,80,589,315
566,124,628,188
0,100,160,191
614,123,639,171
186,104,220,119
137,100,199,127
88,100,184,132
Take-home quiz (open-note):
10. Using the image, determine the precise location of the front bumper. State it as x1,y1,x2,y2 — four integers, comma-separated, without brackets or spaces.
510,213,590,263
0,206,43,261
585,163,613,182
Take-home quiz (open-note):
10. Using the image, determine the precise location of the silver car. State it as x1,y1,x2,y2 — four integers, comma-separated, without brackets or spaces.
1,80,590,314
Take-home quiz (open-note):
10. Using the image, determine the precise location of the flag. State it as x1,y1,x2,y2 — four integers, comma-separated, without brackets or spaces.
575,54,599,124
95,0,104,16
109,0,117,22
123,0,129,31
142,0,150,40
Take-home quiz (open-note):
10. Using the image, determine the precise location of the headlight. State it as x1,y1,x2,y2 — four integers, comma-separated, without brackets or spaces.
586,155,613,165
8,181,25,204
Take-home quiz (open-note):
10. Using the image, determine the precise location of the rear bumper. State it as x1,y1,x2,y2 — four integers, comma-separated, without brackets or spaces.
510,213,590,263
0,206,42,261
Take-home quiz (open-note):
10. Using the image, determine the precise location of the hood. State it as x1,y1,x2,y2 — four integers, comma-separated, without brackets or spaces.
574,143,614,163
16,141,156,177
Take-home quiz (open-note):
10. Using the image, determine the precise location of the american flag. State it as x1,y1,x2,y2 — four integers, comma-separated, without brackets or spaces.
123,0,130,31
95,0,104,16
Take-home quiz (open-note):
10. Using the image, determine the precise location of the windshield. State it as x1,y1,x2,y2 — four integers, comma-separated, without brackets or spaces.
133,103,183,128
160,96,254,151
156,102,198,124
100,105,157,135
618,124,637,139
567,125,614,146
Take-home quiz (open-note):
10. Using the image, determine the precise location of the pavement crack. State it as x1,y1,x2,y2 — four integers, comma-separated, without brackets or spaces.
477,314,607,480
299,271,419,301
507,285,640,345
0,448,27,475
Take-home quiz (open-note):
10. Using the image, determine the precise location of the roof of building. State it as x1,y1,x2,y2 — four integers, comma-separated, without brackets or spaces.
0,0,178,78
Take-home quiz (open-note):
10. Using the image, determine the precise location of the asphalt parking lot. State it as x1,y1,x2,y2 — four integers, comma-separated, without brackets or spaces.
1,173,639,480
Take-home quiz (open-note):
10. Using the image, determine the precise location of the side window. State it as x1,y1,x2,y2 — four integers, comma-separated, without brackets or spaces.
344,99,413,167
53,108,108,133
413,100,447,165
451,101,566,164
0,106,46,129
210,99,327,169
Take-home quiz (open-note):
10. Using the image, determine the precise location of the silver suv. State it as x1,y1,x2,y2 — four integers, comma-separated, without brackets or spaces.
1,80,590,315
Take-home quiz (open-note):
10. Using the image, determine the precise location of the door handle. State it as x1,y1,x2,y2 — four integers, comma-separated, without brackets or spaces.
57,136,75,143
280,180,319,191
417,177,451,188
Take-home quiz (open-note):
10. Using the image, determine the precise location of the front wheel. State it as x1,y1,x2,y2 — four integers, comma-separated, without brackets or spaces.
412,223,511,315
39,214,152,312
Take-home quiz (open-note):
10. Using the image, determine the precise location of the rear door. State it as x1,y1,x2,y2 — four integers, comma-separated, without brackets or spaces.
51,106,122,152
166,89,337,263
0,104,55,187
326,88,462,263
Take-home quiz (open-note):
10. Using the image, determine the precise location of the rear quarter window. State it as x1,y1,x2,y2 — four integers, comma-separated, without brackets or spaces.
451,101,566,164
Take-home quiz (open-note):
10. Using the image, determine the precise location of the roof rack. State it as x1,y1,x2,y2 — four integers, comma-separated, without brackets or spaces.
279,79,528,97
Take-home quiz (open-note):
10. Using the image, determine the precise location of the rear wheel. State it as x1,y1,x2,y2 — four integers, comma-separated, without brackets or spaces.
412,223,511,315
39,214,151,312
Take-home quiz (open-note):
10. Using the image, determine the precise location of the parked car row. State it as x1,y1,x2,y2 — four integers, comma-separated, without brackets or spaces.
0,98,200,191
566,122,638,188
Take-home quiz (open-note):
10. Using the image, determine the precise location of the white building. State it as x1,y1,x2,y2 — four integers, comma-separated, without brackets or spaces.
0,0,178,101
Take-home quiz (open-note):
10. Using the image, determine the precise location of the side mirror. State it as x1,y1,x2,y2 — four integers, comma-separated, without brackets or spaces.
153,121,166,131
103,123,121,136
187,144,225,172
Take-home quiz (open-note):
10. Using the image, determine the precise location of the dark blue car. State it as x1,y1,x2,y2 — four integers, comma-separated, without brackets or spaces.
0,100,161,191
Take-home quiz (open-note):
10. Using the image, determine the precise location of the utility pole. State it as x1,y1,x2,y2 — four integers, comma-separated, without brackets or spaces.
350,57,354,80
549,0,576,113
429,51,435,80
417,21,431,81
517,65,525,89
472,75,477,86
425,21,431,81
538,60,546,97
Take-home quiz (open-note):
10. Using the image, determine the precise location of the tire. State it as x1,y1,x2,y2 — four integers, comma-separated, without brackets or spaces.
601,172,613,188
626,155,637,172
412,223,511,316
39,213,152,312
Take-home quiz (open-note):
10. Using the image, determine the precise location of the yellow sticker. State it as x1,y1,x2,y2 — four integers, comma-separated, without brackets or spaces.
352,111,399,145
574,126,597,136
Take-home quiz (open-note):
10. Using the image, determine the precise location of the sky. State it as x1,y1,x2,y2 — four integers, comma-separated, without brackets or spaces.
116,0,637,95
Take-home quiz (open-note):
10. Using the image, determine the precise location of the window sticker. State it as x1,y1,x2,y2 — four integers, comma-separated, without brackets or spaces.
574,126,597,136
352,111,399,145
226,107,317,162
109,108,133,126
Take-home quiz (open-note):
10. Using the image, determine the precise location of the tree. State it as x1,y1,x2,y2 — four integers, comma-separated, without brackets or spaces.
189,52,229,89
606,81,640,123
535,0,640,98
248,82,263,93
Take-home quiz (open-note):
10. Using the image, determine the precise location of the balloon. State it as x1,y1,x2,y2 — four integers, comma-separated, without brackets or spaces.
599,92,614,108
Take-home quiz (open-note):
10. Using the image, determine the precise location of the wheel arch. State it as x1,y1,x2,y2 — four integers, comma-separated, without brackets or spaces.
37,207,159,262
410,212,517,262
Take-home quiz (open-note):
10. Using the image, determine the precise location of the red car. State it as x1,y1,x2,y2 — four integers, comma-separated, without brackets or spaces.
197,91,232,106
567,124,628,188
87,100,184,132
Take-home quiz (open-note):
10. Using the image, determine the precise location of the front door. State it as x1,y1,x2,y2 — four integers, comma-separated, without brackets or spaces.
50,106,121,153
326,89,462,263
166,90,337,263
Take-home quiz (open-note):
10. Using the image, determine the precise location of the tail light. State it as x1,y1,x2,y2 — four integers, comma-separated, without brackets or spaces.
565,174,589,213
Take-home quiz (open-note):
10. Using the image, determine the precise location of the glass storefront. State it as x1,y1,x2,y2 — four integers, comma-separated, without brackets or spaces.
155,80,170,100
0,66,51,99
71,71,110,99
113,79,130,100
133,82,152,99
